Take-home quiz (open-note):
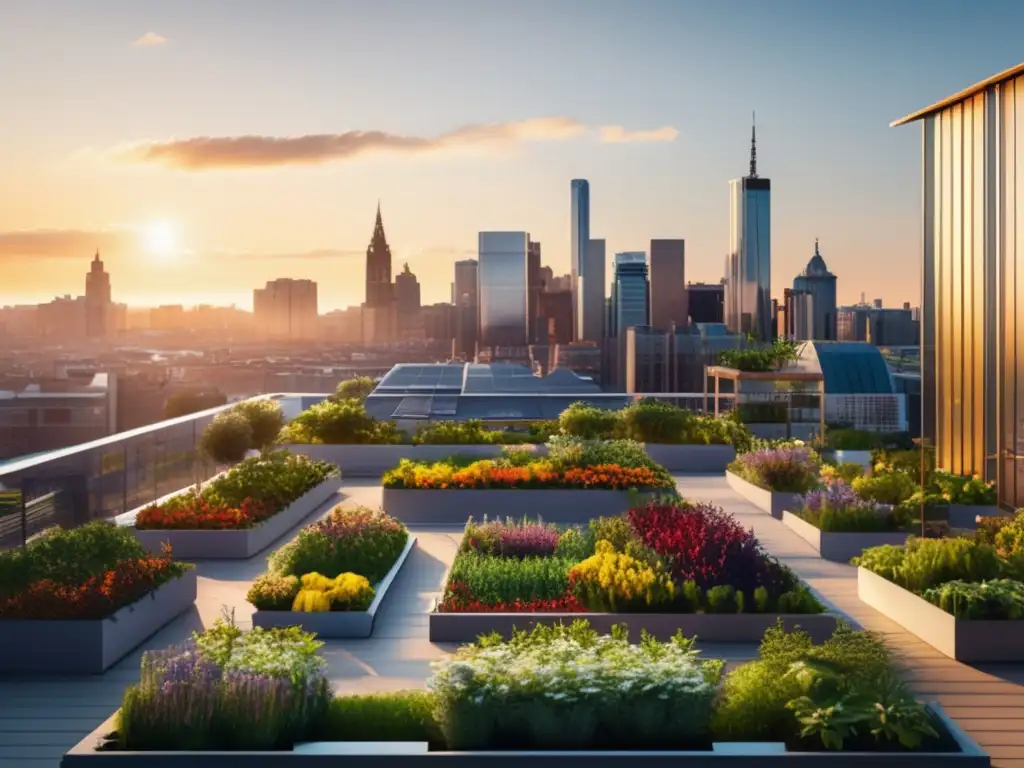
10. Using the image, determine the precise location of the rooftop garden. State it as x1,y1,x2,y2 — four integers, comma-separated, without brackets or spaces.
437,501,822,615
99,618,957,754
135,450,338,531
717,337,803,373
0,522,191,620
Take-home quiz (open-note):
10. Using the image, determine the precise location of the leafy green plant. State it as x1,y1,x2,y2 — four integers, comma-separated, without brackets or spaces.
199,411,253,464
557,402,620,439
413,420,537,445
931,470,997,506
718,338,802,372
279,399,404,445
246,573,300,610
320,691,443,746
854,536,1003,593
922,578,1024,619
852,470,918,506
443,551,573,605
231,399,286,451
332,376,376,403
618,399,692,443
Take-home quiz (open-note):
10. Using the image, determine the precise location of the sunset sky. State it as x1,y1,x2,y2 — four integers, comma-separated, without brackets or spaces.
2,0,1023,311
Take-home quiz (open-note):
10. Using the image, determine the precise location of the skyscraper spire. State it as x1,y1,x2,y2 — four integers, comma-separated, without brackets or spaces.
749,111,758,178
814,237,819,255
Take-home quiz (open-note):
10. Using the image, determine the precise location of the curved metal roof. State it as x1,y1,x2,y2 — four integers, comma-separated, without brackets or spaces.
812,342,894,395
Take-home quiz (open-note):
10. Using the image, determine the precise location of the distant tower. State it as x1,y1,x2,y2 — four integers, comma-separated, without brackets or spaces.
85,250,111,338
365,201,393,307
792,238,838,340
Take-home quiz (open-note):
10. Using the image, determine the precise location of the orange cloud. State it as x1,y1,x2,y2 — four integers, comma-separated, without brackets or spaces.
109,118,678,170
132,32,168,47
0,228,134,259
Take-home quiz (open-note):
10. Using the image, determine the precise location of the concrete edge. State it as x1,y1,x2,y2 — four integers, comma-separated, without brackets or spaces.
780,512,911,564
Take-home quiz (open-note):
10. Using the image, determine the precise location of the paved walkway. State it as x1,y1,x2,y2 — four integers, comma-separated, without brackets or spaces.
1,476,1023,766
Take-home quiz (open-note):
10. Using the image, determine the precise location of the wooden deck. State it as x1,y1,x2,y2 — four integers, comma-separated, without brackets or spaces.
0,476,1022,766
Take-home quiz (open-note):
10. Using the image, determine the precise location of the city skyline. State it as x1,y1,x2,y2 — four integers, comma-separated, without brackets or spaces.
3,0,1024,311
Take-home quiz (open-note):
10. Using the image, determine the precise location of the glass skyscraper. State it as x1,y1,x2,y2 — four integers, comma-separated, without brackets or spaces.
477,232,529,348
570,179,590,341
725,124,772,341
610,252,649,337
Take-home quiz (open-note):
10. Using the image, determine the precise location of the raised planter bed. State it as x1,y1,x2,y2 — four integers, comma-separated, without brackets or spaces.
287,444,548,477
429,609,840,644
0,569,198,676
251,535,417,638
133,476,344,560
725,471,800,520
857,567,1024,662
643,444,736,473
947,504,1002,529
782,511,910,563
61,703,990,766
381,488,660,524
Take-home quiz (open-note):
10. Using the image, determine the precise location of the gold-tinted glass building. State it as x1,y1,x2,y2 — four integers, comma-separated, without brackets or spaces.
894,62,1024,508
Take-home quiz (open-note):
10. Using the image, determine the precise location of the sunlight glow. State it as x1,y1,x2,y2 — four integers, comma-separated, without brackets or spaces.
143,220,177,256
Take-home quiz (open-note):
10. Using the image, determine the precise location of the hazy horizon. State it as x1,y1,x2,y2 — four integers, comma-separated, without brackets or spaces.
3,0,1023,312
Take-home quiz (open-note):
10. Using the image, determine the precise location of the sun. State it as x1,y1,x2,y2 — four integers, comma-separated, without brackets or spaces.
143,220,177,256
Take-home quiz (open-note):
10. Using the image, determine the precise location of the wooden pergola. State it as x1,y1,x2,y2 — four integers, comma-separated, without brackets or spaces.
703,365,826,439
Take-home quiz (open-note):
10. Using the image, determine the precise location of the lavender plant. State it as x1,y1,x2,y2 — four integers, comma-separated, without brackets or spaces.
794,482,902,533
729,446,821,493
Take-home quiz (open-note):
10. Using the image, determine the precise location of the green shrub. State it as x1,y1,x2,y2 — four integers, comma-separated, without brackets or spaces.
246,573,300,610
554,527,592,562
320,691,443,746
852,470,918,505
199,411,253,463
923,578,1024,620
196,450,338,511
619,399,691,443
332,376,376,403
855,536,1003,593
232,399,286,450
443,551,573,605
557,402,620,439
281,399,403,445
412,420,536,445
718,338,802,372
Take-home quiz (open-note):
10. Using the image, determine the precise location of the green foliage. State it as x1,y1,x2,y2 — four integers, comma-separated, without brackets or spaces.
246,573,300,611
231,399,286,450
412,420,537,445
527,420,560,442
199,411,253,464
320,691,443,746
819,462,865,486
554,527,592,562
706,584,738,613
557,401,620,439
191,450,338,511
332,376,376,403
163,389,227,419
931,470,997,506
618,399,693,443
718,338,803,372
922,578,1024,620
852,470,918,506
445,551,573,604
854,536,1003,593
280,399,404,445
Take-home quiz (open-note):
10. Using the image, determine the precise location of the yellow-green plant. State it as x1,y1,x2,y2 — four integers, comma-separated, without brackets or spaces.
568,539,675,611
291,572,375,612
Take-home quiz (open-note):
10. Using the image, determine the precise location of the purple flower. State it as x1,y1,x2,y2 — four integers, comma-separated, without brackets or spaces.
796,482,888,516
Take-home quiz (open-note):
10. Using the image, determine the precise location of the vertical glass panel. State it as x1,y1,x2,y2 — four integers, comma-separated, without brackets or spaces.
961,97,974,473
1002,80,1018,507
125,433,157,512
922,117,937,447
972,93,986,476
938,110,951,470
951,103,964,474
1015,77,1024,506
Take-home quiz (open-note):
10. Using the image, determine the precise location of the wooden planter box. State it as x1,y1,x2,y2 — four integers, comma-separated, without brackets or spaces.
251,535,417,638
947,504,1002,529
133,476,343,560
781,511,910,563
286,445,548,477
857,567,1024,662
381,488,661,524
61,703,989,766
0,569,198,676
428,610,839,644
725,471,800,520
642,444,736,473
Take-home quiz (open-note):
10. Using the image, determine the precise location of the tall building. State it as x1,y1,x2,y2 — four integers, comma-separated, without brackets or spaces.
85,251,111,338
537,290,573,345
253,278,319,340
687,281,725,324
539,265,554,290
610,252,649,337
570,179,590,340
649,239,687,331
834,304,917,347
363,203,397,343
725,118,772,340
394,263,422,337
478,231,529,347
582,238,606,342
528,240,542,342
453,258,479,358
792,239,838,340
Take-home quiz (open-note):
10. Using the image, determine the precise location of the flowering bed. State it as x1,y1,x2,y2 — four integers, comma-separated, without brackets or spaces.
436,504,823,618
136,451,338,530
792,482,910,533
0,522,190,620
728,444,822,494
86,619,968,756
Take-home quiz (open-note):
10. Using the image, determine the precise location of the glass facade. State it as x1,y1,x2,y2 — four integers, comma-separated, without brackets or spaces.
582,238,606,342
478,231,529,348
611,252,649,336
917,76,1024,507
725,177,772,341
570,179,590,341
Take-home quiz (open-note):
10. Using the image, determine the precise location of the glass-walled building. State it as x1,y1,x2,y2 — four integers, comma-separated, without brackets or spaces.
893,62,1024,509
570,179,590,341
725,174,772,341
478,231,529,348
610,252,649,337
582,238,606,342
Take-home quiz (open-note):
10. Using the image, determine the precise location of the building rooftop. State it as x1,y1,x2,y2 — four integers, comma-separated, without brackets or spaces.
803,342,895,395
892,60,1024,126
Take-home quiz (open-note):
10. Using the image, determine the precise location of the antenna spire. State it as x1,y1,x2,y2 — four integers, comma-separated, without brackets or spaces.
749,111,758,178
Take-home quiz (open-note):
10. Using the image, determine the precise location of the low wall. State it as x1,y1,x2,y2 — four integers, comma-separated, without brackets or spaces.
724,471,800,520
642,444,735,473
781,511,910,563
948,503,1003,529
286,444,548,477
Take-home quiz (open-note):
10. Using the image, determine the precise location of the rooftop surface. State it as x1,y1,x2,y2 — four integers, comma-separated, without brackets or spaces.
892,60,1024,126
2,475,1024,767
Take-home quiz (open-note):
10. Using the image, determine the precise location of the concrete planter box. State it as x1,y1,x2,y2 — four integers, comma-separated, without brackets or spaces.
858,567,1024,662
62,703,988,766
0,569,198,676
725,471,800,520
251,535,417,638
133,476,343,560
781,511,910,563
947,504,1002,529
429,610,839,644
382,488,659,524
643,444,736,473
286,444,547,477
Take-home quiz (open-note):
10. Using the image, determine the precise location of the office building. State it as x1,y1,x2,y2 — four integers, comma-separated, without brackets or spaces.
622,324,743,394
478,231,529,348
253,278,319,340
687,282,725,324
789,291,815,341
649,239,687,331
422,303,454,341
394,263,422,337
792,239,838,340
725,119,772,340
835,305,917,347
528,240,542,342
582,238,606,342
85,251,111,339
537,290,573,345
610,252,649,337
539,265,554,291
453,259,479,358
570,179,590,340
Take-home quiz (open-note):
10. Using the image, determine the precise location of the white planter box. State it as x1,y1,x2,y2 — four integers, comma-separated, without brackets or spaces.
252,535,416,638
725,471,801,520
642,444,736,473
0,569,197,675
133,476,343,559
857,566,1024,662
781,511,910,563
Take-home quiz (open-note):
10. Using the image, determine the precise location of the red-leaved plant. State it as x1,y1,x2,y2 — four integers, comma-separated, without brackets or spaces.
436,581,586,613
628,501,789,597
135,497,271,530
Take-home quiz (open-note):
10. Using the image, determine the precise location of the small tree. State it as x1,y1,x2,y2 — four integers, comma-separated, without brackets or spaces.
232,399,285,451
557,402,620,440
163,389,227,419
619,399,692,443
200,411,253,464
333,376,375,403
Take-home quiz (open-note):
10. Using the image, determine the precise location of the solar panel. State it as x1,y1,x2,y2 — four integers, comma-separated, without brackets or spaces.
392,396,433,418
